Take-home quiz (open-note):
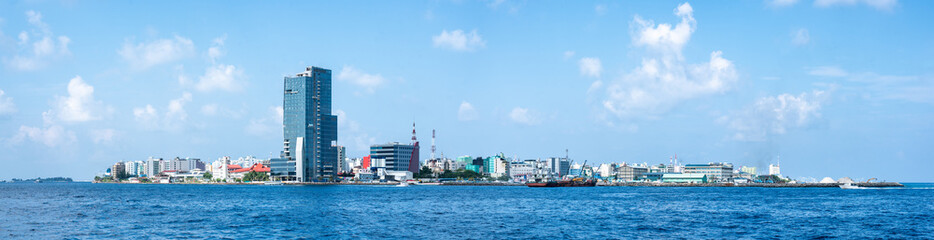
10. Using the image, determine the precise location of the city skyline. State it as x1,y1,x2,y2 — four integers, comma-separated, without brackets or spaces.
0,1,932,181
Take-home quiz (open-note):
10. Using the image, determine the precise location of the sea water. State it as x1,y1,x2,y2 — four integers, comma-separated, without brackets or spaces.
1,183,932,239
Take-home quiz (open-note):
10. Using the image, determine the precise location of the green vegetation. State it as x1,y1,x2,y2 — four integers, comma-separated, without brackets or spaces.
242,171,269,182
203,172,213,180
416,166,434,178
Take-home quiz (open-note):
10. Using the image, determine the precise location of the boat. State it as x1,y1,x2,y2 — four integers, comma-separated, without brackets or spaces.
264,181,283,185
839,183,862,189
395,182,409,187
527,178,597,187
527,159,597,187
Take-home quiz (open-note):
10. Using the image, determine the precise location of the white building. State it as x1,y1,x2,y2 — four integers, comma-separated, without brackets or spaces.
769,164,781,176
124,161,138,176
597,163,615,178
145,157,163,177
509,162,534,182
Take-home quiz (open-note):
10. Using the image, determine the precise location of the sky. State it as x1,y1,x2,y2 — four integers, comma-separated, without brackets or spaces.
0,0,932,182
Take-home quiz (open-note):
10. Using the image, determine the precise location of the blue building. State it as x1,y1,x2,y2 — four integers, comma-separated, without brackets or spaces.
281,66,338,182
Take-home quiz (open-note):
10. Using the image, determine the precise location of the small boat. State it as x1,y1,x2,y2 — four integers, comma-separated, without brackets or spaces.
264,181,283,185
839,183,861,189
395,182,409,187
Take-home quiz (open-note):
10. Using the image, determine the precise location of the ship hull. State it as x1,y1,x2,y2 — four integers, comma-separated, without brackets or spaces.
526,180,597,187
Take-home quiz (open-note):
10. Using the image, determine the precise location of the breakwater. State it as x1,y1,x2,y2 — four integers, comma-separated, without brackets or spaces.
599,182,904,188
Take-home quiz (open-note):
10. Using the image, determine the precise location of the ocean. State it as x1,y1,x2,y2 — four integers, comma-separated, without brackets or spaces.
1,183,932,239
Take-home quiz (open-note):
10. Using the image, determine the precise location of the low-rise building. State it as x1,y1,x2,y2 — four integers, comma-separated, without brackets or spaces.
616,164,648,182
684,163,733,183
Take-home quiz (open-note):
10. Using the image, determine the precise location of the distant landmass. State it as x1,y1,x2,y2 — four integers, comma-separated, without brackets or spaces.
7,177,74,183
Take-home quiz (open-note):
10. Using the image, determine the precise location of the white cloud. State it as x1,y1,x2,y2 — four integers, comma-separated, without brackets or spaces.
432,29,486,52
808,66,848,77
509,107,538,125
595,4,608,15
768,0,800,7
723,90,828,141
133,92,192,131
814,0,897,11
208,34,226,63
563,51,576,60
631,3,695,58
11,125,76,147
579,57,602,78
336,66,385,93
89,129,116,144
458,101,478,121
196,64,244,92
3,10,71,71
201,104,218,116
118,35,194,69
595,3,737,120
792,28,810,45
0,89,16,115
50,76,107,123
133,105,158,129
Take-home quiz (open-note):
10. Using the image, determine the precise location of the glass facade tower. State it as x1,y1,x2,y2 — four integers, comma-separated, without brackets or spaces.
283,66,338,182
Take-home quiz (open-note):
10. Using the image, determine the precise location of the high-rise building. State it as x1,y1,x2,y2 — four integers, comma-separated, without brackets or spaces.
282,66,338,182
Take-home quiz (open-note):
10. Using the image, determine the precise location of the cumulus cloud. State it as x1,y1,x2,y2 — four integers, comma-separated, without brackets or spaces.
458,101,478,121
509,107,538,125
579,57,602,78
245,106,283,137
632,3,696,58
593,3,737,120
118,35,194,69
3,10,71,71
722,90,829,141
814,0,897,11
133,92,192,131
49,76,107,123
432,29,486,51
0,89,16,115
336,66,385,93
196,64,245,92
792,28,810,45
11,125,76,147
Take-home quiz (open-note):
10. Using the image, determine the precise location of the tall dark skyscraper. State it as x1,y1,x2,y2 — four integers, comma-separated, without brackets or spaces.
282,66,338,182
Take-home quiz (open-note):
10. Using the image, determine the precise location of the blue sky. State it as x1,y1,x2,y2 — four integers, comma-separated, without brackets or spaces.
0,0,932,182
